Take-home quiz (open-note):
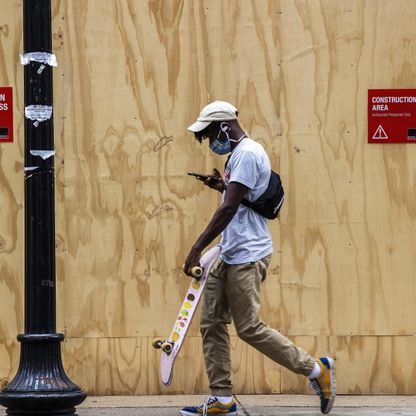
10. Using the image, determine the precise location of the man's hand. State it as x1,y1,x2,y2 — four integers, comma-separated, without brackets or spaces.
204,168,224,193
183,246,202,277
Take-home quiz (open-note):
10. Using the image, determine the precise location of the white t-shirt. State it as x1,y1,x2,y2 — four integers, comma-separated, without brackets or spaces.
220,137,273,264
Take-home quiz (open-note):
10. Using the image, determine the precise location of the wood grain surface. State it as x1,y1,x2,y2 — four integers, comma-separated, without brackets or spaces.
0,0,416,395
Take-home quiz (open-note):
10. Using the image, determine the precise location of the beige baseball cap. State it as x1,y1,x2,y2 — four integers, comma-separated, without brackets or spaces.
187,101,238,132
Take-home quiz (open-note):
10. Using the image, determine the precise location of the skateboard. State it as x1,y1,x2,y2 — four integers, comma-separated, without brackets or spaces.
152,245,221,386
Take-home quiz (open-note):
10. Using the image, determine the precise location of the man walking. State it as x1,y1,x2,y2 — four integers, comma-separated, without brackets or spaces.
182,101,336,415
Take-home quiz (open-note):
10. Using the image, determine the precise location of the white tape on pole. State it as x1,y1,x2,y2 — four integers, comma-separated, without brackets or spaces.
30,150,55,160
25,105,53,122
20,52,57,67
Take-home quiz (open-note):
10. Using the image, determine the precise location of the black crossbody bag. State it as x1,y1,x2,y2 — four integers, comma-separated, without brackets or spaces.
240,170,284,219
225,156,284,220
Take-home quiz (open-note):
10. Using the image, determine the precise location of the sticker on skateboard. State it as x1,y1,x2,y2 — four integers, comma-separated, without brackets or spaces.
152,245,221,386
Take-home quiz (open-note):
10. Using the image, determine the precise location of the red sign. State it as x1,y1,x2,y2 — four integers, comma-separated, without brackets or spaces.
368,89,416,143
0,87,13,142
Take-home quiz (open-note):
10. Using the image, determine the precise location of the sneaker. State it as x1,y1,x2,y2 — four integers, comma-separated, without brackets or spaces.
310,357,336,414
179,396,237,416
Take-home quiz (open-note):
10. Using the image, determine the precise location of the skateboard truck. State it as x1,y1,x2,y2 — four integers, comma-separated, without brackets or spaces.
152,338,174,354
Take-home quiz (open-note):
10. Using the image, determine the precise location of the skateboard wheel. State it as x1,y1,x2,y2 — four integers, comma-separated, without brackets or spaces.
152,338,164,349
161,341,173,354
191,266,203,279
182,264,203,280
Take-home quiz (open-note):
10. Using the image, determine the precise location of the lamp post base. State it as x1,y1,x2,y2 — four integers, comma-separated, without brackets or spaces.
0,334,87,415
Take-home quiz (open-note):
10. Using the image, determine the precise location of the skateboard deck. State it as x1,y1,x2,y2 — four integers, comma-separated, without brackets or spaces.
153,245,221,386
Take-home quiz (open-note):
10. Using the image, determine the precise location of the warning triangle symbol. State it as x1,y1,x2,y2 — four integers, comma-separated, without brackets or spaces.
372,125,388,140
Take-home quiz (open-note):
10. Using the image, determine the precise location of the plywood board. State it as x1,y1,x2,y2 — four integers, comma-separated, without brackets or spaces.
1,0,416,395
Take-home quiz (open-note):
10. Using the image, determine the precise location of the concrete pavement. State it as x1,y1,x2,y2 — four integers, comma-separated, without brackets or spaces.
2,395,416,415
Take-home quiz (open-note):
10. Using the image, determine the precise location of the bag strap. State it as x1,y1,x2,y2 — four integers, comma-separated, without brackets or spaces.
224,155,232,170
240,198,254,209
224,155,267,208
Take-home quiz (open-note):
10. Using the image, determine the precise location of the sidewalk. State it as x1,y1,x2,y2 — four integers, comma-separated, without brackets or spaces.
2,395,416,415
77,395,416,415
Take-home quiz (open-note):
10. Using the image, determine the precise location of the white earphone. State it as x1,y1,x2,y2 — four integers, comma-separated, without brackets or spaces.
220,122,230,132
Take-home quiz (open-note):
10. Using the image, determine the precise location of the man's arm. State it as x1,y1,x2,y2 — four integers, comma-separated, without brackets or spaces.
184,181,249,275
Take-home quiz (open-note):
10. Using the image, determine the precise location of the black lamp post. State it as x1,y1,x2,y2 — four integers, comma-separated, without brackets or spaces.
0,0,87,414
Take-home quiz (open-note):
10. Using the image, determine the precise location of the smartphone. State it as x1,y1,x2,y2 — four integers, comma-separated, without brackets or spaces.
188,172,210,180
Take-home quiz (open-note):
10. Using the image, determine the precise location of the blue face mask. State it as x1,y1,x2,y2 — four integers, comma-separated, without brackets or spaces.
209,128,231,155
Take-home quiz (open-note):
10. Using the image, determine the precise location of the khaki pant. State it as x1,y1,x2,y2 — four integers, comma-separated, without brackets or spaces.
200,255,316,396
